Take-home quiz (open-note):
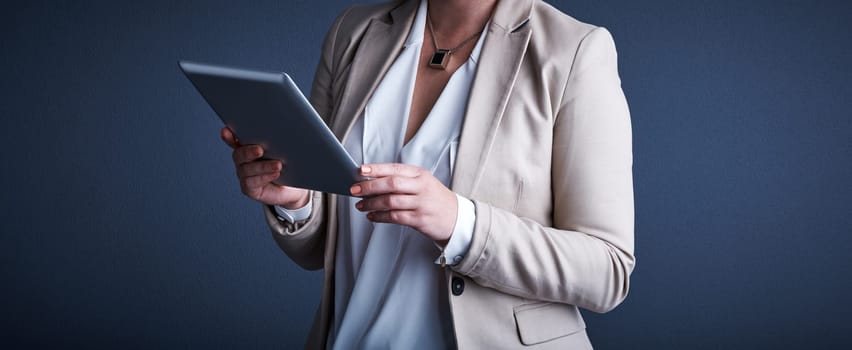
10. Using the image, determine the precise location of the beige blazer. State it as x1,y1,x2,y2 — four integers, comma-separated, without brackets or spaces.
262,0,634,348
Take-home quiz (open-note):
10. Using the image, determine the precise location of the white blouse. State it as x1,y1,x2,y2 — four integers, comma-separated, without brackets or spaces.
277,0,484,347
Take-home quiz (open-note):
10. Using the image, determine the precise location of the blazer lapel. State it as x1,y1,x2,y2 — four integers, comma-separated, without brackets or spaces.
331,0,418,142
451,0,534,197
327,0,535,197
319,5,417,346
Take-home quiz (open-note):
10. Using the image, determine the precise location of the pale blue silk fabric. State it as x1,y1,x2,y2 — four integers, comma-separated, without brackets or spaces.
327,0,485,348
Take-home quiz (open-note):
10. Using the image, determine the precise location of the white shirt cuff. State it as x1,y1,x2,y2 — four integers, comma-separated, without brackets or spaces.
434,194,476,266
273,192,313,223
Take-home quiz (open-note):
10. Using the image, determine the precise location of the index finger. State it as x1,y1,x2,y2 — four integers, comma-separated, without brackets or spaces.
220,126,241,149
360,163,423,178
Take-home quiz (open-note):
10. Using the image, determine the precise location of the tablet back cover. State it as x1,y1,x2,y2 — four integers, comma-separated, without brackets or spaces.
180,60,361,196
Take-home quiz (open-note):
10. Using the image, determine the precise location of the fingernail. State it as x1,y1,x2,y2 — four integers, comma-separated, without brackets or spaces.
361,166,371,174
350,185,361,195
355,201,363,210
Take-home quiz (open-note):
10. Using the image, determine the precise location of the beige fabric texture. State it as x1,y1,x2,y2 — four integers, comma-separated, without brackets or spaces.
262,0,634,348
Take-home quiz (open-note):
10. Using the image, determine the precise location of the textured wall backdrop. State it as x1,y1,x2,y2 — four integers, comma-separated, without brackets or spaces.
2,0,851,348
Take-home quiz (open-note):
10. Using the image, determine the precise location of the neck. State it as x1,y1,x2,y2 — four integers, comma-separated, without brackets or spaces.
427,0,497,38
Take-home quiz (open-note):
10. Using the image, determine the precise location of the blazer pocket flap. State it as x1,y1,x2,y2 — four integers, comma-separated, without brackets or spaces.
514,303,586,345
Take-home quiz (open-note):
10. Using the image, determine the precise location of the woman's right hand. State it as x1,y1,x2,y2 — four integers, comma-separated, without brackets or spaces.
220,126,310,209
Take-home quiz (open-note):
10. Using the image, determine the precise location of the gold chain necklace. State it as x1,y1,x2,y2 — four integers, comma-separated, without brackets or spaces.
426,10,483,70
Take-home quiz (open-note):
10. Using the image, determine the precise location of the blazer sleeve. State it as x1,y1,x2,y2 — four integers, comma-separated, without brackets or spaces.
452,27,635,313
261,7,352,271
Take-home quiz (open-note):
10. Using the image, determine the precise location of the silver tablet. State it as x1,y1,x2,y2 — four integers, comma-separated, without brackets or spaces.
179,60,363,196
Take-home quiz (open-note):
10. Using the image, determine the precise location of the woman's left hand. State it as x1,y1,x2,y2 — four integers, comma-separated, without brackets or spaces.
350,163,458,244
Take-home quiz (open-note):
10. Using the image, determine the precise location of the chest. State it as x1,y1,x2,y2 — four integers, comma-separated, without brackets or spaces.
405,29,479,145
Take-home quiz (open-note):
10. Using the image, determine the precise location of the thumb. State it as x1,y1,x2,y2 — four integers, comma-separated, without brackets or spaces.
220,126,241,149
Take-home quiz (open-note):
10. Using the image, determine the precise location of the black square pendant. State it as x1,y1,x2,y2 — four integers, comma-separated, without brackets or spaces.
429,49,450,69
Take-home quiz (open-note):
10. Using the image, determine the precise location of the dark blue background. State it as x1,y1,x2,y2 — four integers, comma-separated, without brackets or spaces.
2,0,851,348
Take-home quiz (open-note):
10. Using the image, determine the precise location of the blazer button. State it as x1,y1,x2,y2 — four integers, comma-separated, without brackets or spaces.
451,277,465,296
